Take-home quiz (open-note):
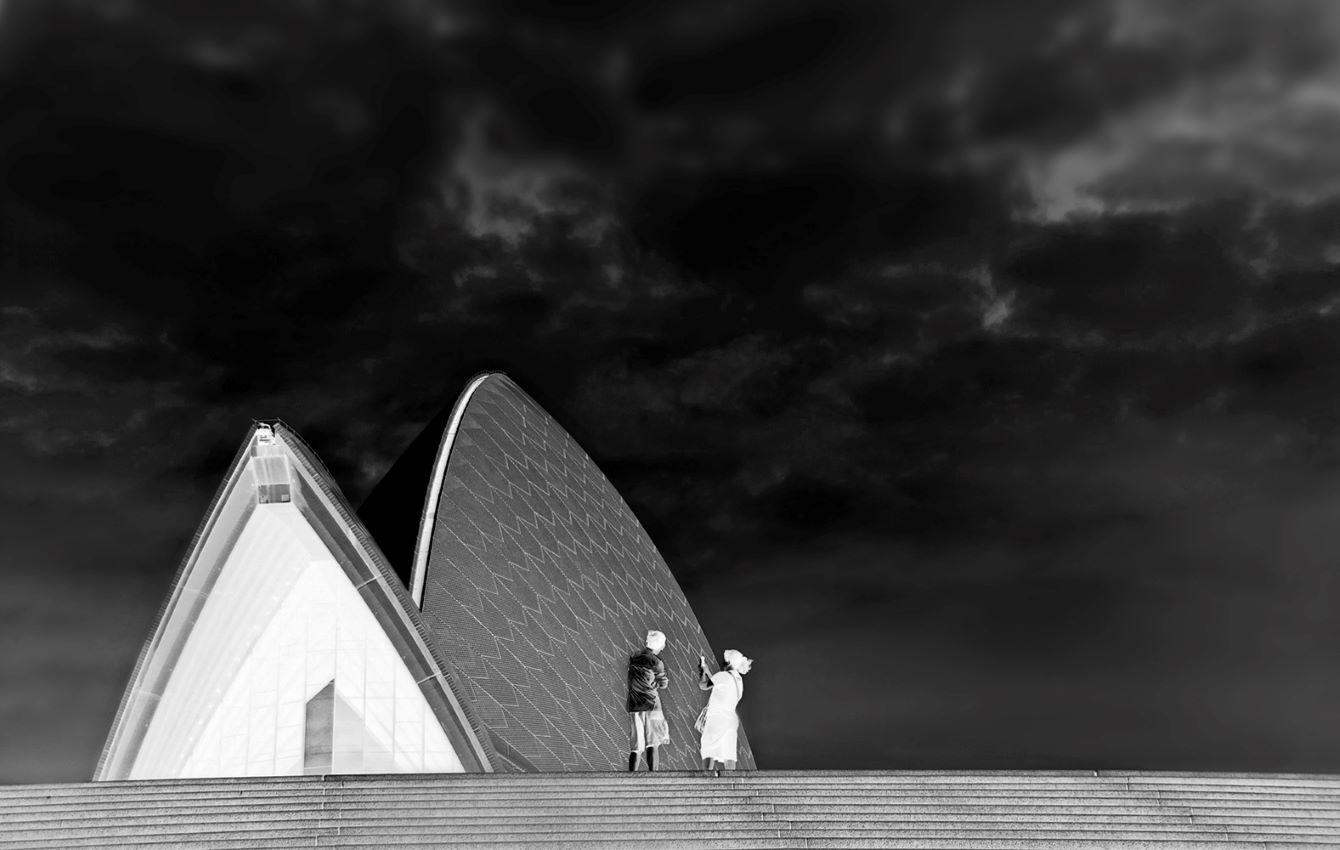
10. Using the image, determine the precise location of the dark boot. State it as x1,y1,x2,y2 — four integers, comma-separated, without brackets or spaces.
645,746,656,771
628,751,639,772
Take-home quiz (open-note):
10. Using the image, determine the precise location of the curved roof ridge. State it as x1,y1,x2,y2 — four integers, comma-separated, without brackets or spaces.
408,372,497,608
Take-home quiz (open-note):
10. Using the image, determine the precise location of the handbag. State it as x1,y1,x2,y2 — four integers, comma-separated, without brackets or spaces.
693,706,709,732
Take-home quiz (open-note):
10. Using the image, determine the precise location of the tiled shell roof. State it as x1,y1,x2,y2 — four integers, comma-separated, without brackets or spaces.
410,374,755,771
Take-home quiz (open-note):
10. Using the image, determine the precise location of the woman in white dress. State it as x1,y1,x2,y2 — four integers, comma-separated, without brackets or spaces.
697,649,752,775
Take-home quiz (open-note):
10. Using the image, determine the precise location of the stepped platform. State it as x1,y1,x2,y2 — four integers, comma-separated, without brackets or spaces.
2,770,1338,848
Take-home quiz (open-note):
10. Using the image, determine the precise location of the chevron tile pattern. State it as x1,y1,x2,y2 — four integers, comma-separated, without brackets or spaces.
417,374,755,772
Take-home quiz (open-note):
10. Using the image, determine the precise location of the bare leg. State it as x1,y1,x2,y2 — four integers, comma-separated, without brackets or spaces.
645,746,657,771
628,751,639,772
723,759,736,771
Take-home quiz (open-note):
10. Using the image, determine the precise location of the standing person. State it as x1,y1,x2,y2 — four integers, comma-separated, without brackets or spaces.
626,629,670,771
697,649,752,776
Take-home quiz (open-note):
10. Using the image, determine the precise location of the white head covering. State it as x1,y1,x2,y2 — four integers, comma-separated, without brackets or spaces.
723,649,752,673
645,630,666,653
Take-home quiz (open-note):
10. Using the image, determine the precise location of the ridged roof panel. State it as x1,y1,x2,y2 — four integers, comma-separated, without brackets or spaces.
414,373,756,771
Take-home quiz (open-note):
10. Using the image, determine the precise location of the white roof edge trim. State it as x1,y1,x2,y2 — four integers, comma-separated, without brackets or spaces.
95,430,260,781
409,372,495,608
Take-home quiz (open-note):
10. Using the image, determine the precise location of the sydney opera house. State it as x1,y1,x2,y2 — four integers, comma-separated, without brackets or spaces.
5,373,1336,848
95,371,754,780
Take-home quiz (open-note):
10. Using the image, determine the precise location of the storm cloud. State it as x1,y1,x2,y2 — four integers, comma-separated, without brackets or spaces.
2,0,1339,779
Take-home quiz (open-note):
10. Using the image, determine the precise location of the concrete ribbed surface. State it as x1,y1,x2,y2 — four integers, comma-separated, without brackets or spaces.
1,771,1337,849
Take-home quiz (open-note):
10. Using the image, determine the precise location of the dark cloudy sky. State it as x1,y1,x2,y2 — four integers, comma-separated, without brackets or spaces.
3,0,1340,782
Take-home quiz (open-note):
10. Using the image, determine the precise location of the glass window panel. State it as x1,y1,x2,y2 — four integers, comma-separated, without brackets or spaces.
128,501,466,778
366,679,393,701
276,725,302,760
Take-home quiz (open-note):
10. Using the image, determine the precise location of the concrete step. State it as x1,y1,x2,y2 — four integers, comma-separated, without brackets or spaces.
795,842,1336,850
5,829,1337,849
768,801,1337,816
314,787,1340,801
12,768,1326,784
7,809,1338,833
10,804,1340,825
580,830,1339,844
13,786,1335,806
15,812,1338,837
4,805,1335,826
5,796,1332,817
292,836,1340,850
0,821,801,842
4,804,1336,825
0,801,783,818
12,770,1335,791
0,828,797,847
8,794,1336,816
297,822,1340,839
19,837,1280,850
2,770,1337,850
4,786,1150,806
14,810,1327,831
7,783,1336,807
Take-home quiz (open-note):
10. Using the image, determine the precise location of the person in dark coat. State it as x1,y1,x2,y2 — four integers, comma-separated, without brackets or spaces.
626,629,670,771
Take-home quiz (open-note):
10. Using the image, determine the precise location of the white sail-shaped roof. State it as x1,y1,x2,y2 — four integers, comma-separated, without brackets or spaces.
95,424,493,780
